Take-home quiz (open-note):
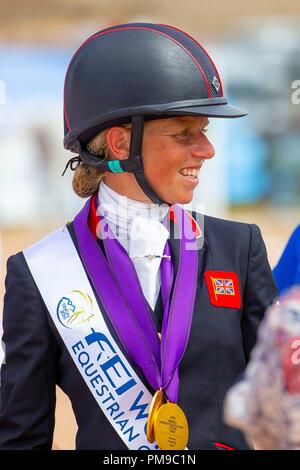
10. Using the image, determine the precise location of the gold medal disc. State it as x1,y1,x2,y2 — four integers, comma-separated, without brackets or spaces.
146,389,164,443
153,402,189,450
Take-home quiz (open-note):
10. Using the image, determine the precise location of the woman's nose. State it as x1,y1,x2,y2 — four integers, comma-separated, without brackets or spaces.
191,134,215,159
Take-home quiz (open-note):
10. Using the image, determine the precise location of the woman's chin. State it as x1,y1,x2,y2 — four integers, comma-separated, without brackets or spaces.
152,184,195,205
178,191,194,205
167,192,194,205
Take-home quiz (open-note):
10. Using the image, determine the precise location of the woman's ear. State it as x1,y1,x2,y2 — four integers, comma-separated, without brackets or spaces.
106,126,130,160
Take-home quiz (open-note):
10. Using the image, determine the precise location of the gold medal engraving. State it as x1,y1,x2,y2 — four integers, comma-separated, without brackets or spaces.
153,402,189,450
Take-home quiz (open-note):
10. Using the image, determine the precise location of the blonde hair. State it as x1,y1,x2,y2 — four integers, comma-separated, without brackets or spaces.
72,123,131,198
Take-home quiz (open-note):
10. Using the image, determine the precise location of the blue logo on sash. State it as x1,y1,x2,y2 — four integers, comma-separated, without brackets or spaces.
57,290,95,328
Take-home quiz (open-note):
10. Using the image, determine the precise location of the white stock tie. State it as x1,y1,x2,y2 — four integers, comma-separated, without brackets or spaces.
129,216,170,310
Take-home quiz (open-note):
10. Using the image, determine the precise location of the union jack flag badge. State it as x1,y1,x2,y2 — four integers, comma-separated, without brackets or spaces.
204,271,241,309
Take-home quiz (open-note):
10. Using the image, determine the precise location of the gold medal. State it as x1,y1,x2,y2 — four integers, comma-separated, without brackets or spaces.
146,389,164,443
153,402,189,450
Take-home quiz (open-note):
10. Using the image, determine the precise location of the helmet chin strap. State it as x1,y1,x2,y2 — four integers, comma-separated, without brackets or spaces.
128,115,168,205
63,115,169,205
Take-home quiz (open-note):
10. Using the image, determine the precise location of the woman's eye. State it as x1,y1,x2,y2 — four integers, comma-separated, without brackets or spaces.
172,133,188,141
173,129,208,142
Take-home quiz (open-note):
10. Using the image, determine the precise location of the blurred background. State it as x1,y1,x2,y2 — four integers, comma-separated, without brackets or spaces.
0,0,300,449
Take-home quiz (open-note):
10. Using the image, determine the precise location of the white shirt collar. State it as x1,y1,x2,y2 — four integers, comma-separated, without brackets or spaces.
98,181,169,250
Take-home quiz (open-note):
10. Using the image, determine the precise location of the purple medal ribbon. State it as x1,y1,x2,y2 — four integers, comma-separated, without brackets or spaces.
73,197,198,402
99,217,162,370
160,207,198,401
74,199,161,389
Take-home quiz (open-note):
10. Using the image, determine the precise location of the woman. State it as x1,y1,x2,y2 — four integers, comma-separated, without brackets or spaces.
0,22,277,450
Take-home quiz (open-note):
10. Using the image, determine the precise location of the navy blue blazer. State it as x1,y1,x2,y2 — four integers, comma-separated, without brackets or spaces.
0,214,277,450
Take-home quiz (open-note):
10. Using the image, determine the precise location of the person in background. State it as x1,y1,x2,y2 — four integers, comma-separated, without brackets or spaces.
0,23,277,450
273,225,300,294
224,287,300,450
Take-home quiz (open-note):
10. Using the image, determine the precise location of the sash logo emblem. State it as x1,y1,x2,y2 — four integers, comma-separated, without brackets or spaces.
57,289,95,328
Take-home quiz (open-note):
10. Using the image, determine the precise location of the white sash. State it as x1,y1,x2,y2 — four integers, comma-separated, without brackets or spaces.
23,226,157,450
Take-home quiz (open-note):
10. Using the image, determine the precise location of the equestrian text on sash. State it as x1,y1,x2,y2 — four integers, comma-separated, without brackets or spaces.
71,327,156,448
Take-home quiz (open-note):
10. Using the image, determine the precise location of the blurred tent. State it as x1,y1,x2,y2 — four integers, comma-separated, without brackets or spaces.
221,18,300,206
0,45,82,226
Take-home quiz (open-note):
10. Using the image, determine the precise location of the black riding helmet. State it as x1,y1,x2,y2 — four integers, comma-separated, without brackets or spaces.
63,22,247,204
